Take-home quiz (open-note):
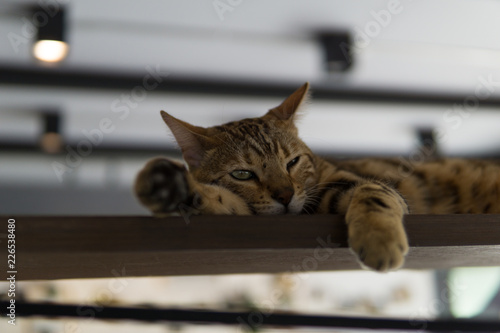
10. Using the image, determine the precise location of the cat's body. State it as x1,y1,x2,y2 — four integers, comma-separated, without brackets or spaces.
135,82,500,271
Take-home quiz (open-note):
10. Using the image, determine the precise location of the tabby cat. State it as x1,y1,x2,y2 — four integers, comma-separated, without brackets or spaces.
135,82,500,272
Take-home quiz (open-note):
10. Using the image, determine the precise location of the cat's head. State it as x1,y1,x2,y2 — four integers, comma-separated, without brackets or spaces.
161,82,317,215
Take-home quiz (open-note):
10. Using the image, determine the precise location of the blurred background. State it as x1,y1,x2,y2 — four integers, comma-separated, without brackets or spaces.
1,0,500,332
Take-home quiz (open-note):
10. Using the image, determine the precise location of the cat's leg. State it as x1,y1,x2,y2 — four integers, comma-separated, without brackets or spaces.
318,170,410,271
135,157,251,217
339,182,409,272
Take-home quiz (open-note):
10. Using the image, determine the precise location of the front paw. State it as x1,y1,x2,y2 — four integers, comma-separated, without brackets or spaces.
135,158,190,214
348,216,409,272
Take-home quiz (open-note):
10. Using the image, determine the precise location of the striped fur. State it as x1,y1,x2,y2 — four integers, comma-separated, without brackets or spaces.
135,82,500,271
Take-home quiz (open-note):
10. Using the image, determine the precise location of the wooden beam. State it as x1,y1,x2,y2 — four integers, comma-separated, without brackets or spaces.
2,215,500,280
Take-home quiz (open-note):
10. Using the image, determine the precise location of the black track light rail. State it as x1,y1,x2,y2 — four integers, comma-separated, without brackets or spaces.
3,65,500,107
2,301,500,331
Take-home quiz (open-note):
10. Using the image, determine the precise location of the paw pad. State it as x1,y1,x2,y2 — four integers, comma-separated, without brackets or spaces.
135,158,190,213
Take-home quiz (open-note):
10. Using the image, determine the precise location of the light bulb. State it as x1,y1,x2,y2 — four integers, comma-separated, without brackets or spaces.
33,40,69,63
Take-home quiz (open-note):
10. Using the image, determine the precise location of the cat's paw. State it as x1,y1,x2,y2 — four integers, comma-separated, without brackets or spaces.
135,157,190,214
347,216,409,272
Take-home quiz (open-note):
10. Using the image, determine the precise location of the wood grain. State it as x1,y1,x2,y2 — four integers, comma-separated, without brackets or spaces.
2,215,500,280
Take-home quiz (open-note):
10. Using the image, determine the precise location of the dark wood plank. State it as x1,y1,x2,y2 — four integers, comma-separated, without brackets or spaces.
2,215,500,280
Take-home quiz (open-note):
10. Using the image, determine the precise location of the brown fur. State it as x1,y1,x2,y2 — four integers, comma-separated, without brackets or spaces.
135,82,500,272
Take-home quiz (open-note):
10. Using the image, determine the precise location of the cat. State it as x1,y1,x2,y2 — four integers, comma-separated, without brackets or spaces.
135,82,500,272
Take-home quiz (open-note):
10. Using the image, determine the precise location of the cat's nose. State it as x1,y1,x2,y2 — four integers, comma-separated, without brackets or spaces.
272,187,294,207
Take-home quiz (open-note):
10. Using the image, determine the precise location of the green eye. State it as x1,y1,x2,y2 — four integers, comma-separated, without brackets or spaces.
287,156,300,170
231,170,255,180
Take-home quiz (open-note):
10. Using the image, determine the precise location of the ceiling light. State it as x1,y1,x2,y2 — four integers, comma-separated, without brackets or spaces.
318,32,353,72
33,40,69,63
40,112,63,154
33,6,68,64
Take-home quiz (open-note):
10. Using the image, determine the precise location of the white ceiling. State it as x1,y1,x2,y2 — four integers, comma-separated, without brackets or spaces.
1,0,500,92
1,1,500,158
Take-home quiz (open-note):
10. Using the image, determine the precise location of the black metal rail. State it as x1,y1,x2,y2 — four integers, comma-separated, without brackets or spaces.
1,301,500,331
3,64,500,106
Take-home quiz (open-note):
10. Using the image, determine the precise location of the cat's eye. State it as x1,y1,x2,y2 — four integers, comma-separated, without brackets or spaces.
231,170,255,181
287,156,300,170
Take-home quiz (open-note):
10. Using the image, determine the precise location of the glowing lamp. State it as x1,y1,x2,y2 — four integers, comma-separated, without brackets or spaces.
33,7,68,63
33,40,69,63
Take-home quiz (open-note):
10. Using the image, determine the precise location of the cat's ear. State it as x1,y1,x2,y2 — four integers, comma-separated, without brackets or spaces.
267,82,310,121
160,111,214,169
